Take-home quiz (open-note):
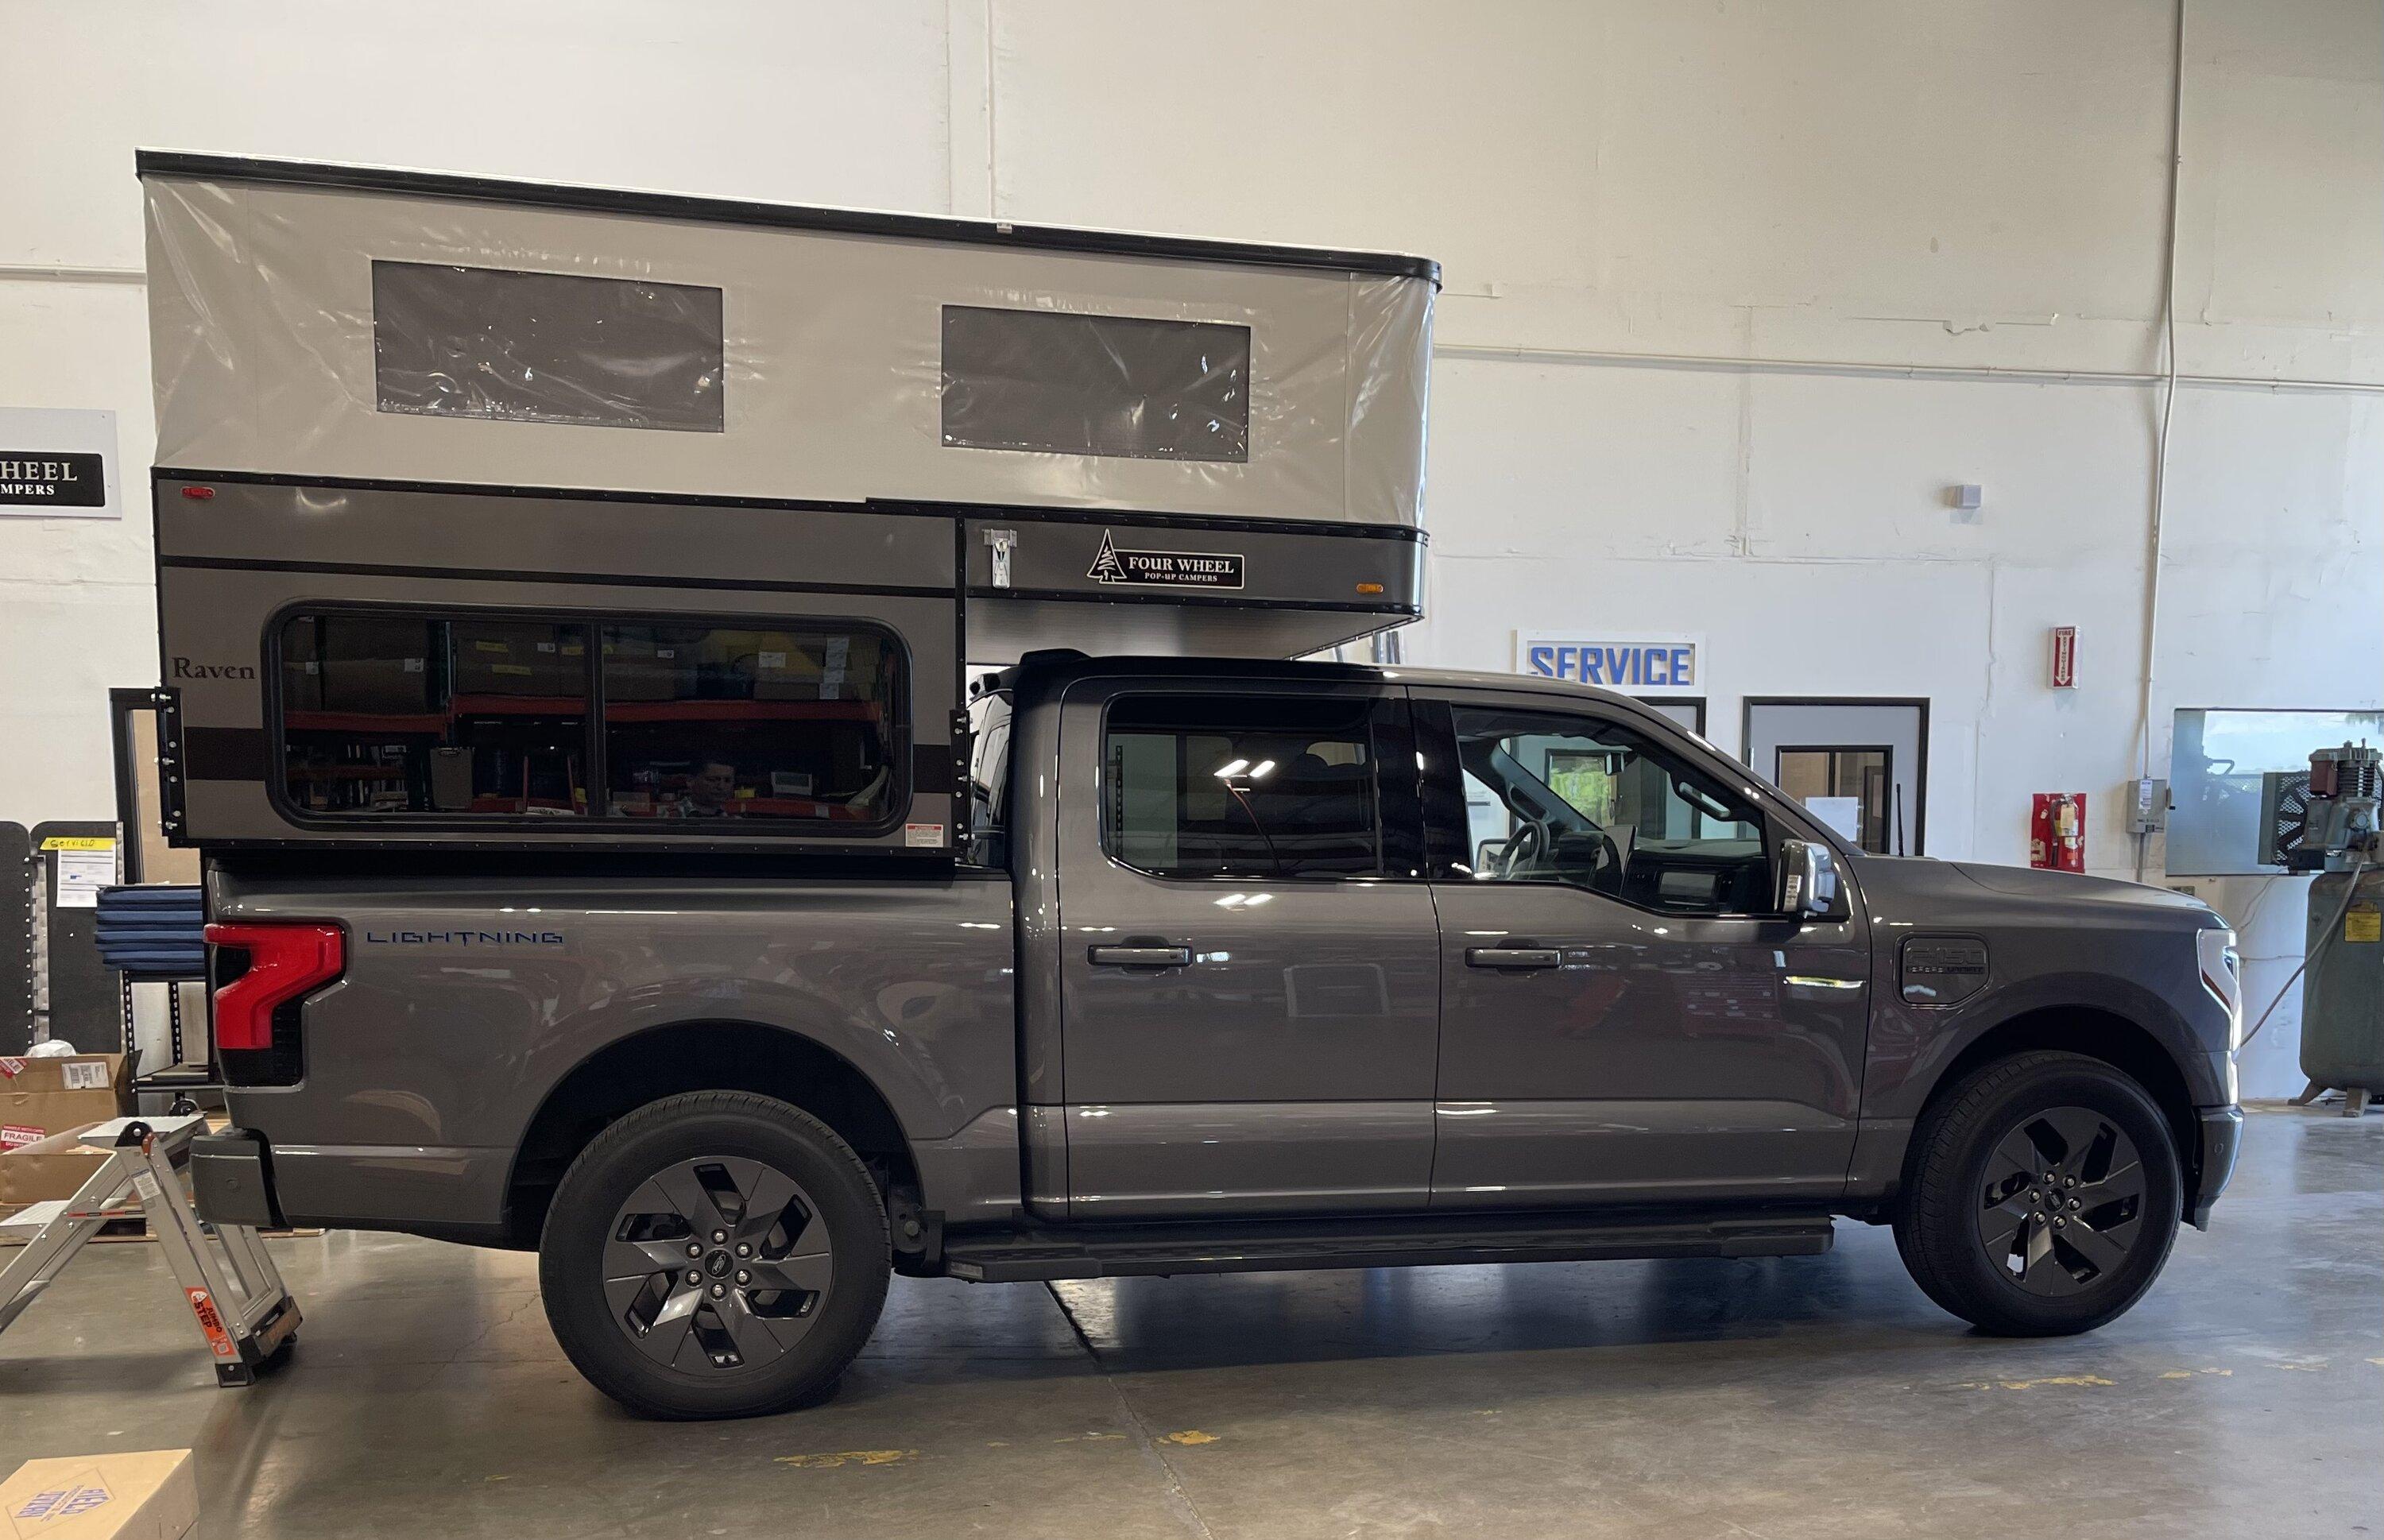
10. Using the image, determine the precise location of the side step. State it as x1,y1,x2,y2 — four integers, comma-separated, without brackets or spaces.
941,1209,1833,1283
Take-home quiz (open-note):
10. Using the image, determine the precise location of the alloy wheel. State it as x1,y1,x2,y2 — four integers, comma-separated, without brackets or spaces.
1976,1105,2146,1296
603,1156,834,1372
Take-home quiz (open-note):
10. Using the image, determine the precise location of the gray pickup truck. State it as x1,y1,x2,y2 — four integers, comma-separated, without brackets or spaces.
139,152,2242,1421
194,651,2245,1418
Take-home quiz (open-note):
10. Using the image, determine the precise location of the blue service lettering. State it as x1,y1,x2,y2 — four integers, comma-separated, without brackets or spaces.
1526,644,1694,687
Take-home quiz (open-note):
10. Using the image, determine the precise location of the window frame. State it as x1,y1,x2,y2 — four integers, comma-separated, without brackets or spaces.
1413,694,1782,919
1093,687,1425,884
262,599,911,838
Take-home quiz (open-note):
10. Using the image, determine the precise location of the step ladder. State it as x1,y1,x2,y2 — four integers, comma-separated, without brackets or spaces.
0,1113,301,1386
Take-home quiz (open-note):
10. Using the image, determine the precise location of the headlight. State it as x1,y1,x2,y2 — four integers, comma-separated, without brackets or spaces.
2197,927,2243,1051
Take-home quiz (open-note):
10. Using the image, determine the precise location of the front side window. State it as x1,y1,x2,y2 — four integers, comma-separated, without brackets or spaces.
600,623,898,822
280,614,590,815
1449,706,1768,914
1103,695,1398,879
372,261,726,432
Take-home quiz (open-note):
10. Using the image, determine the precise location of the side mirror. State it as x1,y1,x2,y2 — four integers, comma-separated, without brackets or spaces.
1776,838,1848,920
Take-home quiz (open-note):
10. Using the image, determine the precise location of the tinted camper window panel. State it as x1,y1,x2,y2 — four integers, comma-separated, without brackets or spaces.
278,614,590,817
371,261,726,432
599,623,899,823
941,306,1250,462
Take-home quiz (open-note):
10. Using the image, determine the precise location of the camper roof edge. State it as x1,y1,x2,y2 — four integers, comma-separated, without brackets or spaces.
132,149,1443,287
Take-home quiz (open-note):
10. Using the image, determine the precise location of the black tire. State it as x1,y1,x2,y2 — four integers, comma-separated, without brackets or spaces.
538,1091,890,1419
1893,1051,2181,1337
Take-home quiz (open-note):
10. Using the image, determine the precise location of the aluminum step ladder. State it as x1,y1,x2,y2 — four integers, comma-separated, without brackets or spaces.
0,1113,300,1385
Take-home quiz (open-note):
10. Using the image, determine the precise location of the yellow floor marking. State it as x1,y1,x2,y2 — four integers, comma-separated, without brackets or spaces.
2159,1371,2193,1379
1159,1430,1219,1445
2273,1360,2328,1372
1959,1375,2115,1391
776,1449,917,1469
2368,1357,2384,1368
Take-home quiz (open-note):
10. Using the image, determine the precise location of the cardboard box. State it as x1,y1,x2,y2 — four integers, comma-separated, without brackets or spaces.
0,1056,130,1151
453,622,582,698
753,635,885,702
318,616,435,716
602,634,692,702
0,1122,110,1215
0,1449,197,1539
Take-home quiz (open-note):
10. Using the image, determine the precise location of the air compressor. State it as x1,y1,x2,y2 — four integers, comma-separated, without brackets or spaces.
2265,743,2383,1115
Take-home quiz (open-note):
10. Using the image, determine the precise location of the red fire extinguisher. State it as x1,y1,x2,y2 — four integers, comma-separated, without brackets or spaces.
2030,793,2085,872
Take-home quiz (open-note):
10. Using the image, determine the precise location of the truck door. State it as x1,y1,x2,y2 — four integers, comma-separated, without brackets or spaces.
1413,691,1867,1208
1049,675,1439,1219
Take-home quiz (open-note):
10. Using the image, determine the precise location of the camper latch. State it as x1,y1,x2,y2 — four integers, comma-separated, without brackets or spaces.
982,527,1018,590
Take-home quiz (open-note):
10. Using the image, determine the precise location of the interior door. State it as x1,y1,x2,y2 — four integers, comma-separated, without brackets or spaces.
1744,698,1927,856
1051,677,1441,1219
1418,693,1868,1209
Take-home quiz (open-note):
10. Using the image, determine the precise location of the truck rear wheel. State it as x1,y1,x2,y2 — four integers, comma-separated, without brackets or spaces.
1893,1051,2181,1337
538,1091,889,1419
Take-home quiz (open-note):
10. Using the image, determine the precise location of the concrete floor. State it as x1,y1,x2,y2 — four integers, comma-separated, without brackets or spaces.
2,1105,2377,1540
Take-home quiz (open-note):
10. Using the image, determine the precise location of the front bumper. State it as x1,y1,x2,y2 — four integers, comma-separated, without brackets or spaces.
2189,1105,2243,1229
189,1127,283,1229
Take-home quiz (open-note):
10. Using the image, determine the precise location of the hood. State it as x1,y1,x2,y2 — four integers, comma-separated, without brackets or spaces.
1948,861,2217,918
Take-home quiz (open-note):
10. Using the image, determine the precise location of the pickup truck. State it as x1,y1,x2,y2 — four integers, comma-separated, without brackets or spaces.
192,652,2245,1419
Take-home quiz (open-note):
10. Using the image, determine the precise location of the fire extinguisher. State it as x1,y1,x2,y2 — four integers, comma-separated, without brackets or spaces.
2030,792,2086,873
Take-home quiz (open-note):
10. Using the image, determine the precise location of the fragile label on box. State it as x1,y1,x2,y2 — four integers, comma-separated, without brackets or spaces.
2,1124,41,1149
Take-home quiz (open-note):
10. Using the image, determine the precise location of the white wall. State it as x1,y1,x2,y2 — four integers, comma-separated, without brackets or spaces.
2,0,2377,1089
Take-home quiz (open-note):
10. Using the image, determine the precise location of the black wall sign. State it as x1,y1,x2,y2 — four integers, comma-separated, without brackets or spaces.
1087,530,1245,590
0,452,105,508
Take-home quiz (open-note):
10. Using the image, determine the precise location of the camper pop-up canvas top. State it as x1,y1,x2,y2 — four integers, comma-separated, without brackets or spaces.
140,154,1438,853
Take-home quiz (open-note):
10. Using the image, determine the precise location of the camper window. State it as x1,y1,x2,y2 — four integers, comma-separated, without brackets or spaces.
598,622,898,823
279,613,592,818
274,611,902,829
370,261,726,433
940,306,1250,462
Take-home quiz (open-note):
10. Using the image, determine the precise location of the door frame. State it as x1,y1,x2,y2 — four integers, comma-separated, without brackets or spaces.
1637,695,1708,737
1742,695,1929,857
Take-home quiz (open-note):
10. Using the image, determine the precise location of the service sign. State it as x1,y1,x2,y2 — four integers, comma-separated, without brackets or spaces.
1517,633,1701,693
0,407,118,520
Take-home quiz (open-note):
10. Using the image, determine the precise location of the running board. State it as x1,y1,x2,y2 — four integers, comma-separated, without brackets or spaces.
941,1210,1834,1283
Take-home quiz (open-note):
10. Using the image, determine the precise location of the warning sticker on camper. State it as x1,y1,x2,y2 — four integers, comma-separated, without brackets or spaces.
1087,531,1244,590
904,823,946,848
2347,906,2381,944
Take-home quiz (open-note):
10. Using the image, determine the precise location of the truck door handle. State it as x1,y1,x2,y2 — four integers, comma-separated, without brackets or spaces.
1465,946,1564,970
1088,942,1193,969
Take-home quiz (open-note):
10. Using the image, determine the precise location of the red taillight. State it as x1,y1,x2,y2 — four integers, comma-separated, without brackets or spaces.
206,922,343,1051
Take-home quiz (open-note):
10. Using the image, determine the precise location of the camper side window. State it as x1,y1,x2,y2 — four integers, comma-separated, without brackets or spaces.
279,614,592,817
598,623,899,822
941,306,1251,462
371,261,726,433
275,612,902,827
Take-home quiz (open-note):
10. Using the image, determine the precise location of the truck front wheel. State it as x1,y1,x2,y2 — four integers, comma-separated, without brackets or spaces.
538,1091,890,1419
1893,1051,2182,1336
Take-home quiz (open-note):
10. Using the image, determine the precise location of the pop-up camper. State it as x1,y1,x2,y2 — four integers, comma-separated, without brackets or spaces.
140,153,1437,853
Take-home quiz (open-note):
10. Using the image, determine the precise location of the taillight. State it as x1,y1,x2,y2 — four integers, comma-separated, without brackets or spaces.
206,922,344,1052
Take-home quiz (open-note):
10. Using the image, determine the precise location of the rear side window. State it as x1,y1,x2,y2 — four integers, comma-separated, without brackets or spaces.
371,261,726,432
599,622,898,822
941,306,1250,462
280,613,591,816
275,611,900,827
1102,694,1406,879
